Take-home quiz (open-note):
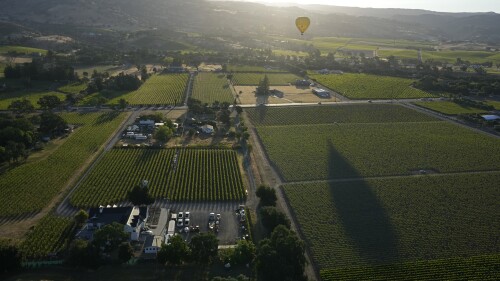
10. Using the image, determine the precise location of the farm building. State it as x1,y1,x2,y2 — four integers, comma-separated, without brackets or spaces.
87,206,148,241
139,119,155,126
295,79,311,87
313,88,331,98
201,124,214,134
144,235,163,254
481,115,500,121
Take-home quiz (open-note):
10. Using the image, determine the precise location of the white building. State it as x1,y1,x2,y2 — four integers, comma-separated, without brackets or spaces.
87,206,148,241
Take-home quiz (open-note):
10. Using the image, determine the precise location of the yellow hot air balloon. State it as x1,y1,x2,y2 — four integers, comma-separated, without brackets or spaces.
296,17,310,35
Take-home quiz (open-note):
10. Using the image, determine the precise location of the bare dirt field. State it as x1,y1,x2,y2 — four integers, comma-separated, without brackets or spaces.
235,86,338,105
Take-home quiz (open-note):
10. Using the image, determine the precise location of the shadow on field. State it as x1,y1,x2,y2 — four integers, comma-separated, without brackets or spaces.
254,103,268,124
327,141,400,263
134,148,159,166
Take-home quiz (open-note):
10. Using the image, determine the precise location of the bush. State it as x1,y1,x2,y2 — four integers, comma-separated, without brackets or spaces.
256,185,277,206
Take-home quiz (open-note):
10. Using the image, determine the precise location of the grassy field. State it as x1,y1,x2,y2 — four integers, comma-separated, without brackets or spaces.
414,101,490,115
58,82,87,94
231,73,300,86
247,105,500,182
283,173,500,277
70,148,245,207
0,90,66,110
20,215,74,259
0,45,47,55
227,65,285,73
0,112,126,217
309,73,435,99
192,72,234,104
486,100,500,110
108,74,188,105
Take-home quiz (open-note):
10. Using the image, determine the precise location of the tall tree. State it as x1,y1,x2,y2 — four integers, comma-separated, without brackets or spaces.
118,242,134,263
37,95,62,111
260,206,290,233
127,184,154,206
256,225,307,281
0,241,22,274
256,185,277,206
189,232,219,264
157,235,190,265
118,98,129,111
255,75,270,96
8,98,35,115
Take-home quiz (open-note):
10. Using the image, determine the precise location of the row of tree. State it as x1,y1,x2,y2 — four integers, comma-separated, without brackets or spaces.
4,60,77,81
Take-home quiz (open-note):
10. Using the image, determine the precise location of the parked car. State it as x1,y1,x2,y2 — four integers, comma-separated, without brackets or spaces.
177,218,183,227
184,218,190,226
178,212,184,220
184,212,190,220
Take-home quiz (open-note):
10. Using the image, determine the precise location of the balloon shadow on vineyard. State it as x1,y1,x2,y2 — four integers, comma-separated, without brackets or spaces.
327,141,400,264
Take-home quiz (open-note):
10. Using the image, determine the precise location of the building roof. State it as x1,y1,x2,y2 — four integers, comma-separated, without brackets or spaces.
88,206,148,227
481,115,500,121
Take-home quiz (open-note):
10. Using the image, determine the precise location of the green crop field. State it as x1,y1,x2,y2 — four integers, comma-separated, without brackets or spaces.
378,49,500,64
227,65,285,73
309,73,435,99
20,215,74,259
0,45,47,55
486,100,500,110
192,72,234,104
283,173,500,278
231,73,300,86
108,74,188,105
0,112,126,217
414,101,490,115
247,105,500,182
58,82,87,94
70,148,245,207
321,254,500,281
0,91,66,110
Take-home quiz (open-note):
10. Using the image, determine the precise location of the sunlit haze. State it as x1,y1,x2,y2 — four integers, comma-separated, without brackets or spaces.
241,0,500,13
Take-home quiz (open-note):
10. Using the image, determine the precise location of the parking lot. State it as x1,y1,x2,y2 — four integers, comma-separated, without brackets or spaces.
149,200,244,245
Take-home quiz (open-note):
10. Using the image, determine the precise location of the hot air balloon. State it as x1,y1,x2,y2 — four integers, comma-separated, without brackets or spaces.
295,17,310,35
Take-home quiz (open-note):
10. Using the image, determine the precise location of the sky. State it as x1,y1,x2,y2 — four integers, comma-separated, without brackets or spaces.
238,0,500,13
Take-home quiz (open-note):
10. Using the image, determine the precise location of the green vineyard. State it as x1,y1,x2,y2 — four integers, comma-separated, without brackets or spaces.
109,74,188,105
414,101,489,115
0,112,126,217
309,73,435,99
284,173,500,275
227,65,285,73
20,215,74,259
70,148,245,207
321,254,500,281
246,104,436,126
231,73,300,86
192,72,234,104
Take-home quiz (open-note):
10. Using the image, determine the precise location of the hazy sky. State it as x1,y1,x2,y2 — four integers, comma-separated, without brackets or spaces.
244,0,500,13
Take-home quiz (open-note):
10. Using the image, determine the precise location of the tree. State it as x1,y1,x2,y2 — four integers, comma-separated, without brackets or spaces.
256,225,307,281
118,98,129,111
256,185,277,206
127,184,154,206
155,126,173,143
74,209,89,226
92,222,129,253
231,240,256,265
39,111,67,136
37,95,62,111
235,106,243,115
260,206,290,233
8,98,35,115
255,75,270,96
217,109,231,126
189,232,219,264
118,242,134,263
0,241,22,274
67,239,101,268
158,235,190,265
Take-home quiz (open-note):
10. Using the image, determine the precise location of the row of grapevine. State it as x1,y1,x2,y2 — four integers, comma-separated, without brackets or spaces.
70,148,245,207
231,73,300,86
108,74,188,105
283,173,500,272
0,112,127,217
309,73,436,99
321,254,500,281
192,72,234,104
256,121,500,182
245,104,437,127
20,215,74,260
